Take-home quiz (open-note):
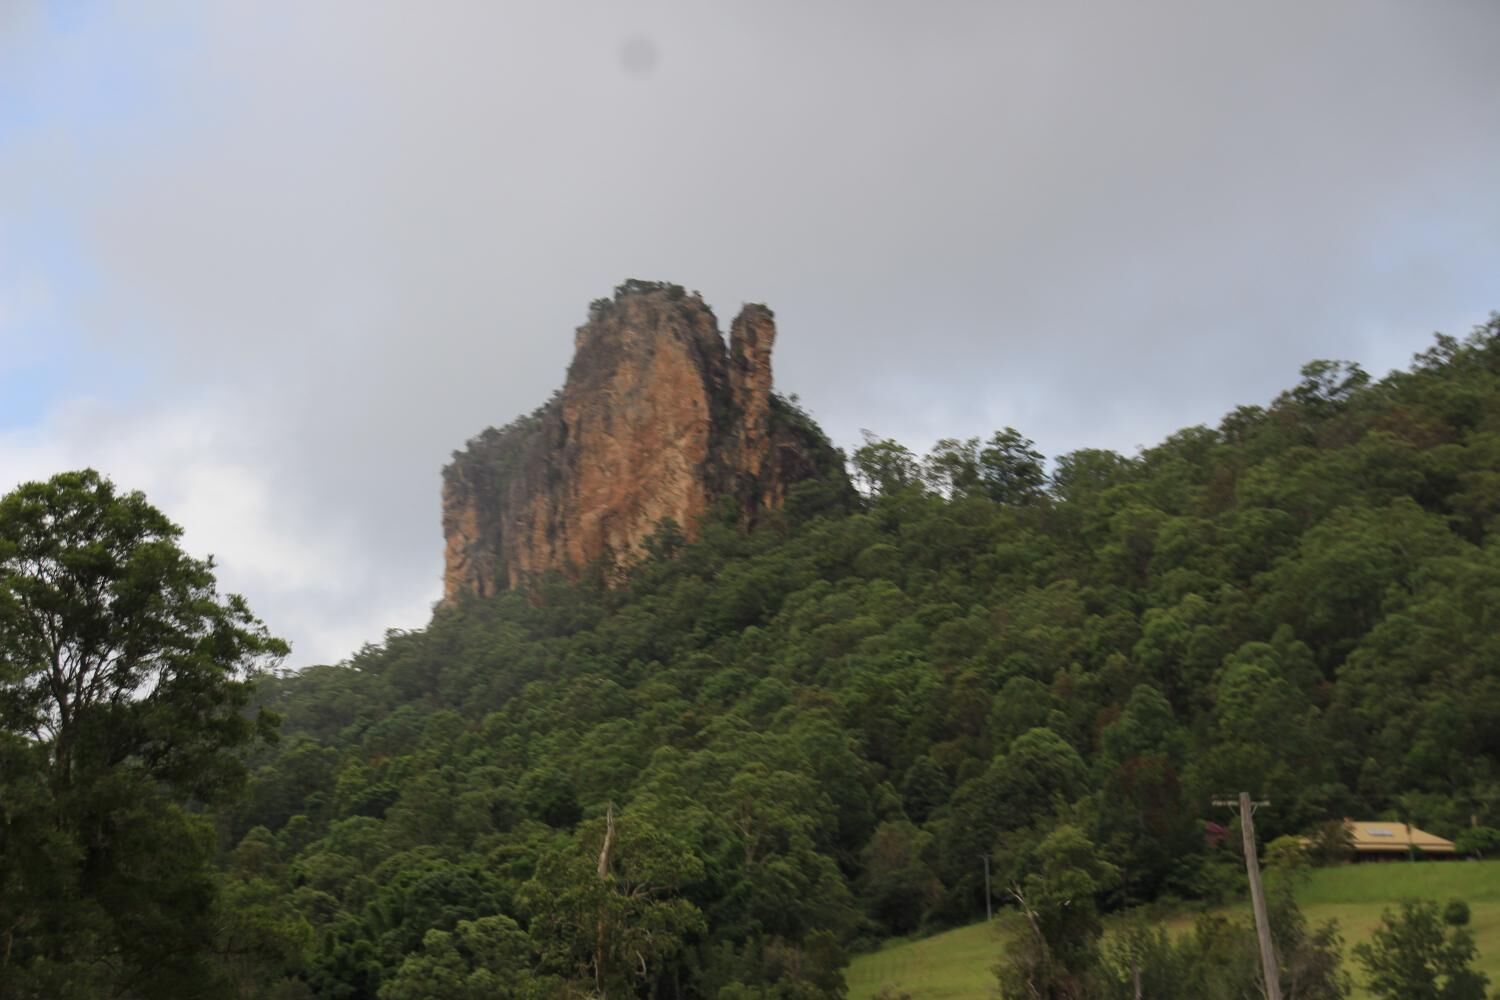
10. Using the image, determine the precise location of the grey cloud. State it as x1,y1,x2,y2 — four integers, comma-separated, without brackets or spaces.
5,0,1499,664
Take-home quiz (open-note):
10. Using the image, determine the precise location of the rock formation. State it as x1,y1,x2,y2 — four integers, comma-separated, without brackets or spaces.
441,281,846,601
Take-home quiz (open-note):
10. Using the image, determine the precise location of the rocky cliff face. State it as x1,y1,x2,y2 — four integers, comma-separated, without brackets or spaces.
442,281,846,601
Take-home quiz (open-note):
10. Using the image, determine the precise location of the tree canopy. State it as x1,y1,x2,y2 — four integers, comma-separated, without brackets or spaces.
0,469,286,999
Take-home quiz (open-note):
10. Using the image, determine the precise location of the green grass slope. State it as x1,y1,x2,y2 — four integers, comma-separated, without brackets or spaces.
847,861,1500,1000
847,918,1008,1000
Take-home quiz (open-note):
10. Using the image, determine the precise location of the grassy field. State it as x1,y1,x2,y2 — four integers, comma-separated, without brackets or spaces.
846,860,1500,999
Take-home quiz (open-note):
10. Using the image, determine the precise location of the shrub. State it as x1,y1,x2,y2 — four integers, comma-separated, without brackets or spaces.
1454,826,1500,858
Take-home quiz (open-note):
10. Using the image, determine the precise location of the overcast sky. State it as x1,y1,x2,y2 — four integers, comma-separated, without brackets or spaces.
3,1,1498,667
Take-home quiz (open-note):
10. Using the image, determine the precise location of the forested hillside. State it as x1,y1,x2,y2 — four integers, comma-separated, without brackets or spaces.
224,316,1500,998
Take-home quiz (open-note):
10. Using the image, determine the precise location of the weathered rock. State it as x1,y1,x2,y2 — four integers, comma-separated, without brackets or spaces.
441,281,846,601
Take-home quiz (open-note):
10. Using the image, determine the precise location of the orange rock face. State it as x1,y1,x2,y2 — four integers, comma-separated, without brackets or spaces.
441,282,846,601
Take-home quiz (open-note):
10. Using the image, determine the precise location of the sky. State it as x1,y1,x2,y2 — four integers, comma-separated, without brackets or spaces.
2,1,1498,667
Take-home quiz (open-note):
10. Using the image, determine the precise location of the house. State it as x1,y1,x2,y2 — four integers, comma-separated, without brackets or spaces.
1344,820,1457,861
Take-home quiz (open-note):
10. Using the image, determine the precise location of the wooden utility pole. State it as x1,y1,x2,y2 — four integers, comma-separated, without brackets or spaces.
1214,793,1281,1000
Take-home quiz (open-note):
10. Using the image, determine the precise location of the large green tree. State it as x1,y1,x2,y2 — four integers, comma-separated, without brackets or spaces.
0,469,286,999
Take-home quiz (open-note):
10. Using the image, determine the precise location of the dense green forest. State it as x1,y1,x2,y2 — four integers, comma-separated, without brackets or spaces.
8,316,1500,998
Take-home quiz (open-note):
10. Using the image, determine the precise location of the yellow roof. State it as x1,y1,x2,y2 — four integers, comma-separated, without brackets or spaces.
1345,821,1455,854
